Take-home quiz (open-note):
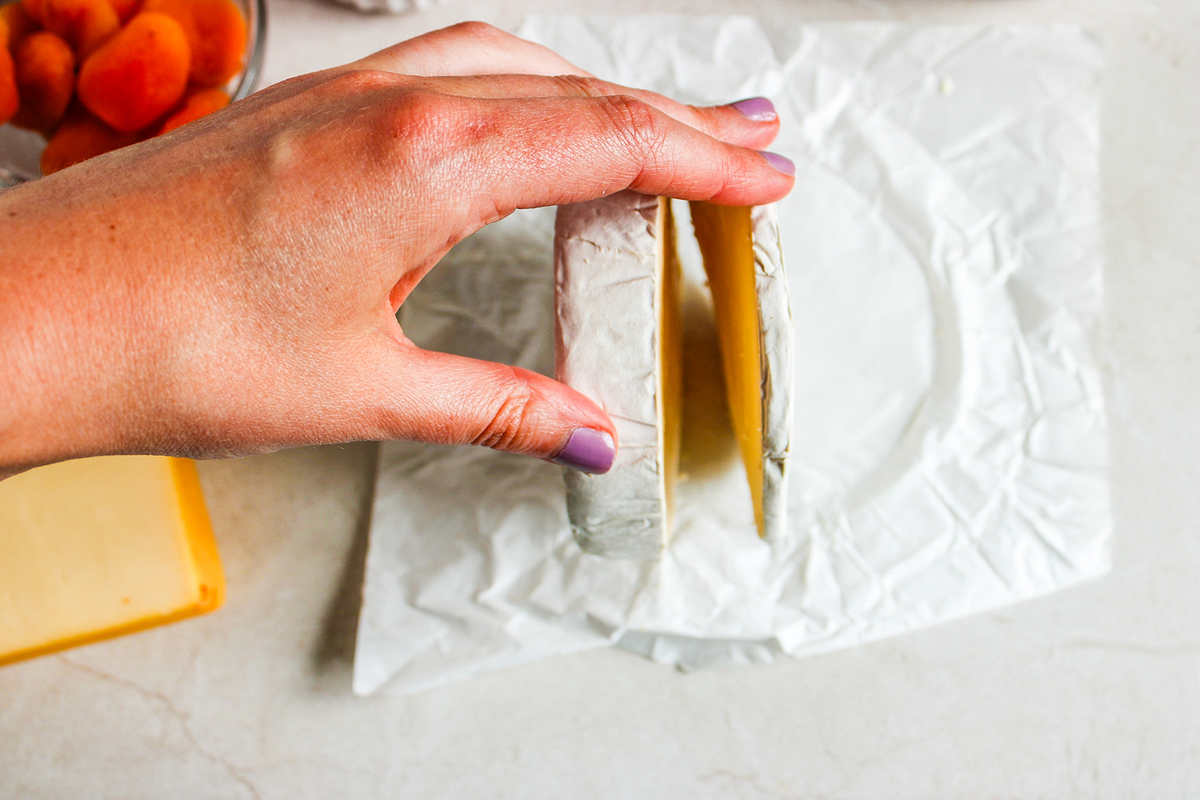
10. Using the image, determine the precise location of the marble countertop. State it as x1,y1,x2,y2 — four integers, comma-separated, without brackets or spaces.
4,1,1199,797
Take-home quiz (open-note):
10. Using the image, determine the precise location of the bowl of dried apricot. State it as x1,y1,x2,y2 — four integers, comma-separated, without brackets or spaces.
0,0,265,186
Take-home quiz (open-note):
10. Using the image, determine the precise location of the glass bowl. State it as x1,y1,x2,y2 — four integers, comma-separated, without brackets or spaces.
0,0,266,188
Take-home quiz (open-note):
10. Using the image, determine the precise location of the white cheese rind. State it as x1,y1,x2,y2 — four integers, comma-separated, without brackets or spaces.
556,198,792,555
555,192,666,560
752,204,793,542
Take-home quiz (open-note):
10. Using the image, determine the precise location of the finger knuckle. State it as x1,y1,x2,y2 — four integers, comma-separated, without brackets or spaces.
384,89,470,158
551,74,615,98
600,95,666,163
472,373,535,451
324,67,401,97
446,20,505,42
716,153,756,199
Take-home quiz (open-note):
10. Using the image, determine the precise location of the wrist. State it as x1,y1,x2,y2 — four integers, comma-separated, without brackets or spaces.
0,177,164,474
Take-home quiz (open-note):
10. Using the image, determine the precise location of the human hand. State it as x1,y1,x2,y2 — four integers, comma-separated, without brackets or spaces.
0,22,793,477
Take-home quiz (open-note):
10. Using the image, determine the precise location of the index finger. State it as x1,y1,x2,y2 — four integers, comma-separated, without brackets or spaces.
399,90,794,219
401,73,781,152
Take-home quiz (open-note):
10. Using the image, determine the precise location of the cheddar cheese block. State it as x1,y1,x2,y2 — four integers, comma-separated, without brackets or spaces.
0,456,224,666
690,202,792,540
555,192,684,560
555,194,791,558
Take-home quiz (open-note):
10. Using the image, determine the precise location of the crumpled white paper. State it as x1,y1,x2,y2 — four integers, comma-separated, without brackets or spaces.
353,18,1109,695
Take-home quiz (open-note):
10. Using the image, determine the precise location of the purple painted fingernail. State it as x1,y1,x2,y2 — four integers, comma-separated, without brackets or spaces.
761,151,795,176
730,97,777,122
552,428,615,475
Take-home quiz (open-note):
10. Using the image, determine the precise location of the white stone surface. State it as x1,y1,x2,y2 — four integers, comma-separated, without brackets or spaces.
2,0,1199,797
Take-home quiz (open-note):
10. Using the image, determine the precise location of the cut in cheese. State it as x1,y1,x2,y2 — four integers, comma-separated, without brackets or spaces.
690,202,792,540
555,194,791,558
0,456,224,666
555,192,683,560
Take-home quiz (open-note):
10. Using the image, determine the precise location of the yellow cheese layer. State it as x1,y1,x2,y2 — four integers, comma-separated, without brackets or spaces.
0,456,224,666
657,197,684,534
689,202,766,536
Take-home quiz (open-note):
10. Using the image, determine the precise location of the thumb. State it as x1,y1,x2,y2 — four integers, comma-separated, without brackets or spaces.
374,343,616,474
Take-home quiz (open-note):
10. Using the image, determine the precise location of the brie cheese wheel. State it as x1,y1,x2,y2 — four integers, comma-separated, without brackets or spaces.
689,202,792,541
554,192,683,560
555,194,791,558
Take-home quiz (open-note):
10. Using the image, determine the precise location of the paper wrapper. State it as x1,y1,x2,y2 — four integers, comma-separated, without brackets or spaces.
353,18,1109,695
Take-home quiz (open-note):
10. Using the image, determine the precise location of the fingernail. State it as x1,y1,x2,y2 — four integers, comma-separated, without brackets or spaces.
552,428,615,475
761,151,795,176
730,97,777,122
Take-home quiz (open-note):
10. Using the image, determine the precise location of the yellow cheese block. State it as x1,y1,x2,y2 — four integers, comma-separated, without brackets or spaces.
0,456,223,666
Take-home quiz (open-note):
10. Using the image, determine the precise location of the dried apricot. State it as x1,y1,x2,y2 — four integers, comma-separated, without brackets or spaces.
2,4,40,49
11,31,74,131
40,0,120,57
157,85,225,133
142,0,244,88
107,0,139,21
0,28,16,125
41,108,138,172
77,12,189,132
18,0,48,25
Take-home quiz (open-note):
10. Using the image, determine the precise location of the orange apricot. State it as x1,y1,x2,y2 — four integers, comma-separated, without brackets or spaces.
107,0,139,21
18,0,47,25
142,0,244,88
77,12,189,132
2,4,41,50
11,31,74,131
41,109,138,172
40,0,120,57
157,85,225,133
0,32,16,124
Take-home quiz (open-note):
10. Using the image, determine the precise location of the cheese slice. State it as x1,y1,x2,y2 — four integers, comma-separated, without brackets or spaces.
555,192,683,559
555,194,791,557
0,456,224,666
689,202,792,540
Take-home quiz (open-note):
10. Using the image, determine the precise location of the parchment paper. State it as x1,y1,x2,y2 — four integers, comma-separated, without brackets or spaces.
353,18,1108,695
